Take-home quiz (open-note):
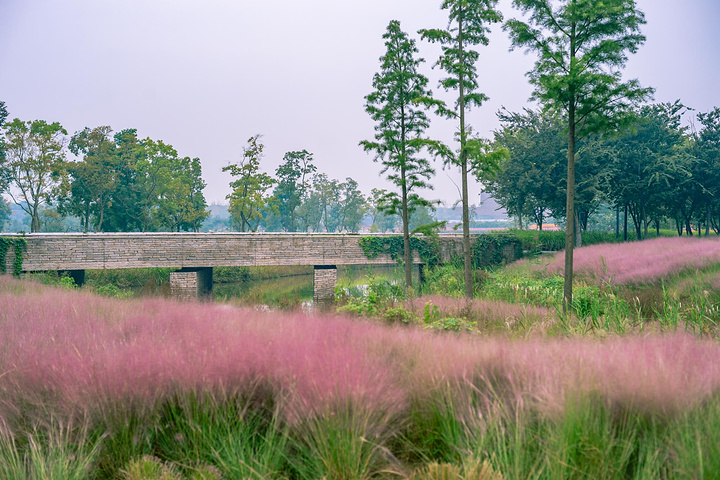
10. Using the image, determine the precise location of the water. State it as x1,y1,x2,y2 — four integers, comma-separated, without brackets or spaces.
212,265,404,309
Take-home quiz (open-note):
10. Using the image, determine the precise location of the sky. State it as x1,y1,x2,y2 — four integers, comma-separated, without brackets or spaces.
1,0,719,207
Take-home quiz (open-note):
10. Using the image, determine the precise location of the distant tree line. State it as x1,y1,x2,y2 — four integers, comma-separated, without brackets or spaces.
0,110,209,233
222,135,371,233
221,134,439,234
488,102,720,240
0,106,395,234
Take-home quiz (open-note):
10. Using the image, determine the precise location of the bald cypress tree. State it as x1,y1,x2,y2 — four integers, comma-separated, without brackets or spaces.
420,0,504,299
505,0,652,313
361,20,448,290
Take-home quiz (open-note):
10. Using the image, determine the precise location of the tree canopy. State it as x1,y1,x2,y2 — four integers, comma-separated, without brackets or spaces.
505,0,652,311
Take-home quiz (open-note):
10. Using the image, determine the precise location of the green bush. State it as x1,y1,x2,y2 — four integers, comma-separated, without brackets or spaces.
472,234,523,268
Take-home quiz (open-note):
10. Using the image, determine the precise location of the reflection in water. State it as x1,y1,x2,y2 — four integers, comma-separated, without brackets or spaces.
213,265,404,309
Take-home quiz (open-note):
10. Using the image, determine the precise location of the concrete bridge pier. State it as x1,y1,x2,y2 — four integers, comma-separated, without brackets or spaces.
170,267,213,301
313,265,337,307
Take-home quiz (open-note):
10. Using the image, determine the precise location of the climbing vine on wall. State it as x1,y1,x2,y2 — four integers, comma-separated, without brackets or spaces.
0,237,26,276
358,236,441,267
471,234,523,269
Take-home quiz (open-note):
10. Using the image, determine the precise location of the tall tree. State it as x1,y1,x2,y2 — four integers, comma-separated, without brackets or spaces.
60,126,118,232
3,119,67,232
605,102,691,239
0,101,8,193
298,173,341,232
694,107,720,234
420,0,503,298
273,150,316,231
362,20,447,290
223,135,274,232
336,178,367,232
0,197,10,231
368,188,399,233
491,108,565,230
156,155,209,232
505,0,652,312
104,129,145,232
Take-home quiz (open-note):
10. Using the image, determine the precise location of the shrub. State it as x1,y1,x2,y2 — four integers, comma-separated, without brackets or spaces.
120,456,181,480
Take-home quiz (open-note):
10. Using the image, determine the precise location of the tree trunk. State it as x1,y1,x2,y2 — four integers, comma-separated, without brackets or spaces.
31,201,41,233
401,168,412,290
706,206,711,235
574,211,582,248
563,102,576,315
97,204,105,232
84,202,90,233
615,204,620,239
400,90,412,290
458,12,473,299
623,204,628,241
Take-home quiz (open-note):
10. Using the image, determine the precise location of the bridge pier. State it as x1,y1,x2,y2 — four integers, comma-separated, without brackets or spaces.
313,265,337,308
170,267,213,301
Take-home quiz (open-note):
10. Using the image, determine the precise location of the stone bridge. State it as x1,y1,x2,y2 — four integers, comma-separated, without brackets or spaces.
1,233,468,302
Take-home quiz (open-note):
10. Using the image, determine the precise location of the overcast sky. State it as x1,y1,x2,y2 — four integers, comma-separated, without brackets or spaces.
1,0,719,206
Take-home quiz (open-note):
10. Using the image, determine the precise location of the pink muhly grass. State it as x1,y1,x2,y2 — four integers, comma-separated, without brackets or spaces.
2,276,720,433
0,277,406,428
546,236,720,285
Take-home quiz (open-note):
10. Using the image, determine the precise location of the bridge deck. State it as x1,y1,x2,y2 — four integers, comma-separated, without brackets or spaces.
2,233,464,272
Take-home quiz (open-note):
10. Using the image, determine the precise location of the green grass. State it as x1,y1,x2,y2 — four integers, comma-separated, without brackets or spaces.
508,228,678,253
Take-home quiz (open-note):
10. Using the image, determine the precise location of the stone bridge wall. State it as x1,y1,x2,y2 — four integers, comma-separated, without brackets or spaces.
2,233,412,272
1,233,509,302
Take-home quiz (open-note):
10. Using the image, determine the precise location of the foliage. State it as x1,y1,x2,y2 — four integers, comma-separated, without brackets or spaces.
605,101,694,239
420,0,505,298
63,129,210,233
507,228,676,253
298,173,341,232
222,135,274,232
359,235,442,268
361,20,447,289
490,108,605,231
367,188,399,232
358,234,521,271
0,196,10,230
505,0,653,311
336,277,407,319
155,154,208,232
0,235,26,276
0,100,9,193
60,125,119,232
472,234,523,268
0,421,101,480
2,118,68,232
694,107,720,235
270,149,316,232
120,456,182,480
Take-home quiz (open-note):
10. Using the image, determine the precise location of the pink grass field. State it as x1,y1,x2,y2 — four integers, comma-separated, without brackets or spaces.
1,276,720,430
546,236,720,284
